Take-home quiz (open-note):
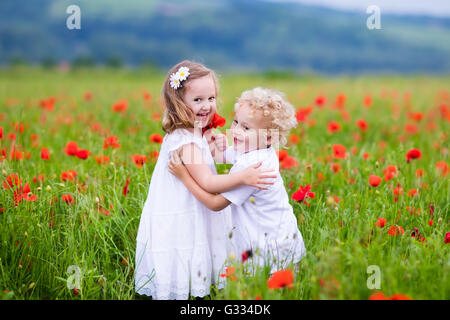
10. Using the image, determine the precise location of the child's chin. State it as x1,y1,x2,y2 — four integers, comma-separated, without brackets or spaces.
194,119,209,128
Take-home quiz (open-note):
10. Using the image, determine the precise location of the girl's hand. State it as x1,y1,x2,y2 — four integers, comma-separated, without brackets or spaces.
242,161,277,190
213,133,228,152
168,151,190,181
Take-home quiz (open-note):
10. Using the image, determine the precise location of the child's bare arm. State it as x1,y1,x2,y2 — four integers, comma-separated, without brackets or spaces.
205,131,228,164
178,143,276,194
168,152,231,211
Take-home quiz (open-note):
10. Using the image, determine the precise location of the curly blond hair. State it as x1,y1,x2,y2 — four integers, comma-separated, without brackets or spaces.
234,87,297,148
161,60,219,133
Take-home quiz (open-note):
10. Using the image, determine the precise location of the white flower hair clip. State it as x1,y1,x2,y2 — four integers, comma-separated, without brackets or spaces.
170,66,190,89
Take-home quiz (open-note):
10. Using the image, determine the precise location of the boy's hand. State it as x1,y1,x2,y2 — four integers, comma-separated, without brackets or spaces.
168,150,190,181
242,161,277,190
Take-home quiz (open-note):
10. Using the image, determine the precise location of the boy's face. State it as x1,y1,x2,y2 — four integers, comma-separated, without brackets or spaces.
230,102,274,153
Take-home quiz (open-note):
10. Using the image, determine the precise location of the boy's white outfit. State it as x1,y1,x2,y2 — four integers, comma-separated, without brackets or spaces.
222,146,306,273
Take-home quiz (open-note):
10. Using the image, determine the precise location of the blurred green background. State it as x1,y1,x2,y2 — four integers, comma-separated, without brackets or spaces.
1,0,450,74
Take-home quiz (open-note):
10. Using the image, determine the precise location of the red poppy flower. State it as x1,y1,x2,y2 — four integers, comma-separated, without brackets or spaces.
149,150,159,160
445,232,450,244
202,113,226,133
123,178,130,196
61,194,74,204
388,294,412,300
83,92,93,101
39,96,56,111
0,126,3,139
61,170,77,182
241,250,253,263
14,123,24,134
383,165,398,182
3,173,22,190
143,92,151,101
407,189,419,197
280,156,298,169
292,184,315,206
289,134,300,144
40,147,49,160
276,150,288,162
369,175,382,187
32,174,45,184
332,144,346,159
11,182,38,207
112,100,128,113
295,106,312,122
363,95,372,108
314,95,326,107
103,135,121,149
415,169,424,178
335,93,346,108
94,155,110,165
149,133,163,144
406,149,421,162
327,121,341,134
132,154,147,168
374,218,387,228
64,141,79,156
75,149,91,160
408,111,423,122
220,266,237,281
330,162,341,174
369,292,387,300
388,225,404,236
369,292,412,300
267,269,294,290
436,161,448,176
356,119,368,131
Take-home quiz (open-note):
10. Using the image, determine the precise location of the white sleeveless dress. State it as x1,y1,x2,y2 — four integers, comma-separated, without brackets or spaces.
135,128,233,300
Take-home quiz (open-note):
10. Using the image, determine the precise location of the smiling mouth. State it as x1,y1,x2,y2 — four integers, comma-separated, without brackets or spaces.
196,111,210,120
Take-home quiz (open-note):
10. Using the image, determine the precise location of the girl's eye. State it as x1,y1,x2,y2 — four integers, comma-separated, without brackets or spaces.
244,126,249,130
209,97,215,101
233,119,238,124
194,98,201,102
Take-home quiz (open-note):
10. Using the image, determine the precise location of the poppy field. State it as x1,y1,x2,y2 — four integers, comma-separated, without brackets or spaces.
0,68,449,300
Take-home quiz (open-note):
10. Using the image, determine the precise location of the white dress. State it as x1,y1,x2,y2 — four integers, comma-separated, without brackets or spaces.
135,128,233,300
222,146,306,274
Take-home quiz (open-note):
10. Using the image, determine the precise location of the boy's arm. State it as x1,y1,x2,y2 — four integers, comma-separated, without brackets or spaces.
205,131,228,164
168,152,231,211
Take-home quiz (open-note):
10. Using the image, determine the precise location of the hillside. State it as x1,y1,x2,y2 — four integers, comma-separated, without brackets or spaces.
1,0,450,73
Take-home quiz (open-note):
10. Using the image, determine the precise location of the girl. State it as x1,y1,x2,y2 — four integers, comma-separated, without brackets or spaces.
168,87,306,275
135,62,276,300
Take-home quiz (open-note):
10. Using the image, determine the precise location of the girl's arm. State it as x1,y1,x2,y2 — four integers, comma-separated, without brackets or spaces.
168,152,231,211
177,143,276,194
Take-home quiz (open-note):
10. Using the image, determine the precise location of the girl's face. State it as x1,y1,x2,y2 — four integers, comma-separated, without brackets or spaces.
230,102,273,154
183,75,217,128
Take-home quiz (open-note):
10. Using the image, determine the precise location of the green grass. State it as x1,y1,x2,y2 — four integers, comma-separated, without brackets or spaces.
0,67,449,300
